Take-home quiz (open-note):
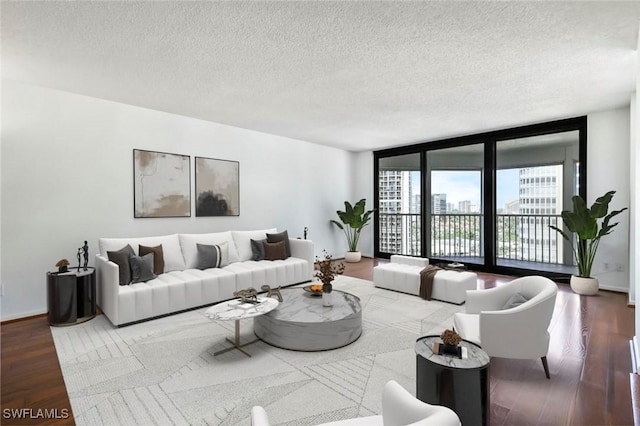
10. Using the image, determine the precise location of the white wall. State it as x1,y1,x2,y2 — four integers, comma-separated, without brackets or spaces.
631,93,638,307
0,81,352,321
587,107,631,293
352,151,374,257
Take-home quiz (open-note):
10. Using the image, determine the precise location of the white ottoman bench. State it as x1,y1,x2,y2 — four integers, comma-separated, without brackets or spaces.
373,255,477,304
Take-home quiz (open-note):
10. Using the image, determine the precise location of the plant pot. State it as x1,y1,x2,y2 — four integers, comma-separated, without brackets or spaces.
58,266,68,273
570,275,599,295
345,251,361,263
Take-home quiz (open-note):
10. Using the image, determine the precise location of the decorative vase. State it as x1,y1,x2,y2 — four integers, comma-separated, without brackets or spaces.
322,291,333,307
58,266,68,273
345,251,361,263
570,275,599,295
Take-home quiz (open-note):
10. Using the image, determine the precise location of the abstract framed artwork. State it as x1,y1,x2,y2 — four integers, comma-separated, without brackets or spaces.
195,157,240,216
133,149,191,218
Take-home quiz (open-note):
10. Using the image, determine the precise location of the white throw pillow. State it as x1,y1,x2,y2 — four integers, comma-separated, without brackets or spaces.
179,232,240,268
231,229,277,261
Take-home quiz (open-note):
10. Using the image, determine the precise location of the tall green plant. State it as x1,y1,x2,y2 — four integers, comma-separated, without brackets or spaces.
549,191,627,278
330,199,375,252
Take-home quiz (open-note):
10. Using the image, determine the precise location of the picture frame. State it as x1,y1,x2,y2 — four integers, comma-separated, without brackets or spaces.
133,149,191,218
195,156,240,216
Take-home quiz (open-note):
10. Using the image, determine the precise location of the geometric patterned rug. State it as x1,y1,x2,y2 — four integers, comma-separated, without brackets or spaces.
51,276,464,425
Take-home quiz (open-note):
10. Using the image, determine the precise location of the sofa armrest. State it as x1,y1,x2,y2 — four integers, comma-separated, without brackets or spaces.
479,295,555,359
289,238,314,281
96,254,120,326
390,255,429,267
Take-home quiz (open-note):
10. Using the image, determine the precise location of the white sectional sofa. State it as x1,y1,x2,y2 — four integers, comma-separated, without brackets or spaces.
96,229,314,326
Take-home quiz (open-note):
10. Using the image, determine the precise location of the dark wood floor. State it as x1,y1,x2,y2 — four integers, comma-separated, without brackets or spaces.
344,258,636,426
1,258,636,425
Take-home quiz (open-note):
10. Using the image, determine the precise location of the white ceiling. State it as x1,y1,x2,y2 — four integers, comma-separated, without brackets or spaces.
2,1,639,152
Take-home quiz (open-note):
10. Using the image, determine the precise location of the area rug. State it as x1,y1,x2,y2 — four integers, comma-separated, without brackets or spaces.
51,276,463,426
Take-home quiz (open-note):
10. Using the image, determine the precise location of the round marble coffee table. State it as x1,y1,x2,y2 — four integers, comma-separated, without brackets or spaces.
253,288,362,351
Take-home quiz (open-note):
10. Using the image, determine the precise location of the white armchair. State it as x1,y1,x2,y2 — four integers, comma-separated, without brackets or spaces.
453,275,558,378
251,380,460,426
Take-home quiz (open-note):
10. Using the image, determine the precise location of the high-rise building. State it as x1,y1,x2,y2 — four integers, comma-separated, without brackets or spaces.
431,193,447,214
378,170,419,254
458,200,479,213
504,199,520,214
518,165,564,263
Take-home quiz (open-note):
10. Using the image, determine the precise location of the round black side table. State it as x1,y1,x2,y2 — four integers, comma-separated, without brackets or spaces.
415,335,490,425
47,267,96,326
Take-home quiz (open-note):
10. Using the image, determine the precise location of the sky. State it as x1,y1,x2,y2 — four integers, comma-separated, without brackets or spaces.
411,169,520,210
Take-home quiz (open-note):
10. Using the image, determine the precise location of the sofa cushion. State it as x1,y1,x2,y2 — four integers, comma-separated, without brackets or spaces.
196,242,229,269
130,253,157,283
107,244,135,286
99,234,185,272
251,238,266,261
139,244,164,275
266,230,291,257
231,229,277,261
179,232,240,268
264,240,287,261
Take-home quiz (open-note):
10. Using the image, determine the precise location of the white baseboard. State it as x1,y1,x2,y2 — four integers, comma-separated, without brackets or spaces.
1,308,47,323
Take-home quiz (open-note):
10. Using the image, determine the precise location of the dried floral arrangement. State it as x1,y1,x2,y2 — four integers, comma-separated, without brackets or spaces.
440,328,462,347
55,259,70,267
314,250,345,290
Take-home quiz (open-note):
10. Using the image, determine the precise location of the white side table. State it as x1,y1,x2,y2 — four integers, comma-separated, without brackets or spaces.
205,297,279,357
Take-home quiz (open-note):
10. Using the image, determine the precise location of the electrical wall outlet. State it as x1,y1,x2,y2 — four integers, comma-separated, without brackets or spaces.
603,262,610,271
0,283,4,297
616,263,624,272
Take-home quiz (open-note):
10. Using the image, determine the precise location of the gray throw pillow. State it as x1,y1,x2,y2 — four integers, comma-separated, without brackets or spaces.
251,238,266,261
130,252,157,283
107,244,135,286
502,292,528,310
266,230,290,258
196,243,229,269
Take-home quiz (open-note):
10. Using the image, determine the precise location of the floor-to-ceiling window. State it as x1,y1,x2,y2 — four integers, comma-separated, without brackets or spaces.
495,131,580,274
374,117,586,279
427,144,485,265
376,153,422,256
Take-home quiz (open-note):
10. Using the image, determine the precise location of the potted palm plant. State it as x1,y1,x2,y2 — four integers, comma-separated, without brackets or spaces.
330,199,375,262
549,190,627,295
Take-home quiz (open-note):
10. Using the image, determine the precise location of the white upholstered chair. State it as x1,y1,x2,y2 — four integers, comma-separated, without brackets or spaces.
453,275,558,378
251,380,460,426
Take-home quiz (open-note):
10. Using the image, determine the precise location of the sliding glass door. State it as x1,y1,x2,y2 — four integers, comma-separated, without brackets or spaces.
427,144,484,265
495,131,580,274
374,117,586,279
377,153,422,256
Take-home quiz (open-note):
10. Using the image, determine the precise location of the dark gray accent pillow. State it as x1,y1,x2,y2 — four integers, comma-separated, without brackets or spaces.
139,244,164,275
130,252,157,283
502,292,528,310
263,240,287,261
107,244,135,286
196,243,221,270
251,238,266,261
266,230,290,258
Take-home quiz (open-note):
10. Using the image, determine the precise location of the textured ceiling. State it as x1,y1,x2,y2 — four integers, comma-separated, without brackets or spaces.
2,1,639,152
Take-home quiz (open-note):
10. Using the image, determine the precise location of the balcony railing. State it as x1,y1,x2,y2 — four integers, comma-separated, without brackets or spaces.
378,213,564,264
